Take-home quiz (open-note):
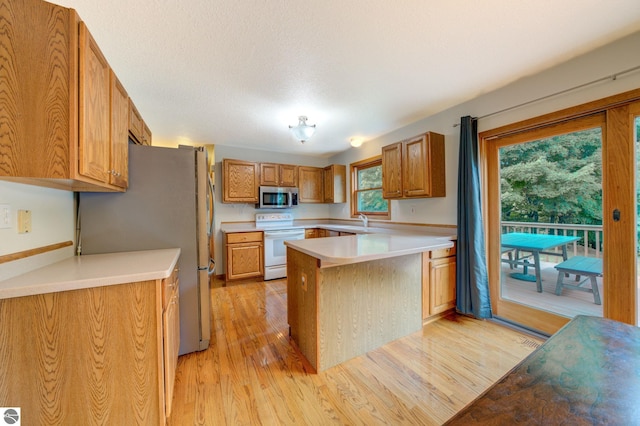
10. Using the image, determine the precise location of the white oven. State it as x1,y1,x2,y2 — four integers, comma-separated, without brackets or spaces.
256,213,305,280
263,229,305,280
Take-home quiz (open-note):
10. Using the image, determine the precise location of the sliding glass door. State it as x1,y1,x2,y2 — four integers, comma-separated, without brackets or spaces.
482,93,639,334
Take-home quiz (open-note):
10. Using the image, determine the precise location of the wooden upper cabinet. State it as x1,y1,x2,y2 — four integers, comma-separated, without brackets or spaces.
128,99,144,143
79,22,110,184
109,72,129,188
279,164,298,187
260,163,278,186
142,122,152,146
323,164,346,203
298,166,324,203
259,163,298,187
128,99,152,145
0,0,140,192
223,159,259,203
0,0,76,183
382,142,403,198
382,132,445,199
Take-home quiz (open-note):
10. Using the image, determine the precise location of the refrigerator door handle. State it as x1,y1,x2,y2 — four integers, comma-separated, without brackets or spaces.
207,258,216,276
207,177,215,237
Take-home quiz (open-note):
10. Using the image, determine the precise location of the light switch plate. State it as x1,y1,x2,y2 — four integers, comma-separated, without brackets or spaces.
17,209,32,234
0,204,10,229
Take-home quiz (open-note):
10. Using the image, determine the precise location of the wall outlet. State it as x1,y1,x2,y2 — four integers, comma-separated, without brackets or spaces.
17,209,32,234
0,204,10,229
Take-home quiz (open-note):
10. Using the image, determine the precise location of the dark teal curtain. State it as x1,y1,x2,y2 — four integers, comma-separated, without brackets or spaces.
456,116,492,318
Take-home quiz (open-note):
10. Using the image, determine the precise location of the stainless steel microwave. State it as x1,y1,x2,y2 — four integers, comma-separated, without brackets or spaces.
258,186,299,209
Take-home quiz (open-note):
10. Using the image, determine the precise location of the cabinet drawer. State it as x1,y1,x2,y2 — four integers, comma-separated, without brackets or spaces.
430,243,456,259
162,267,179,309
226,231,263,244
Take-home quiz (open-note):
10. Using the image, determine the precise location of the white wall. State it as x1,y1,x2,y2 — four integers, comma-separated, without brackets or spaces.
328,30,640,226
0,181,75,281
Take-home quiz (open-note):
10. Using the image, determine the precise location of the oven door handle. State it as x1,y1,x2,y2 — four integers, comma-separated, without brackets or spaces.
264,230,305,238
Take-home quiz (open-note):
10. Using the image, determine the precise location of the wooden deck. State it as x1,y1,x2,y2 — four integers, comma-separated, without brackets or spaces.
501,259,603,318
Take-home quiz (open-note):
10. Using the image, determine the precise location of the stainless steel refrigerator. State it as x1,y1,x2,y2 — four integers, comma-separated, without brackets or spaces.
79,144,214,355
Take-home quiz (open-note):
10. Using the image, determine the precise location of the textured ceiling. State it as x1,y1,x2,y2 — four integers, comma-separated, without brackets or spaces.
54,0,640,157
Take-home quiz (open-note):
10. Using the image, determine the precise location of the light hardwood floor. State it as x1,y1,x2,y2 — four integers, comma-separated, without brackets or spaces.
168,278,544,425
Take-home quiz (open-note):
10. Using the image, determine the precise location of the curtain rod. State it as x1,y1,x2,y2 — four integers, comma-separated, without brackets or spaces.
452,64,640,127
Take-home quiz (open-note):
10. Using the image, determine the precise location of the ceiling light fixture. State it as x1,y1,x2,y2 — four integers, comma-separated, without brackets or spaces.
350,137,363,148
289,116,316,143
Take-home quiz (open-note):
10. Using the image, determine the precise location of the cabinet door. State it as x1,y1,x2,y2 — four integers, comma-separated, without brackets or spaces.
128,99,144,143
226,242,263,280
110,72,129,188
429,256,456,315
0,0,74,180
323,164,346,203
403,135,430,197
382,142,403,198
163,285,180,418
260,163,279,186
279,164,298,187
298,166,324,203
142,123,152,146
323,167,334,203
79,22,111,184
223,159,259,203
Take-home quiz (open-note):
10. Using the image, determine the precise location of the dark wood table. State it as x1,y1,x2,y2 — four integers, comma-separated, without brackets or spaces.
445,315,640,425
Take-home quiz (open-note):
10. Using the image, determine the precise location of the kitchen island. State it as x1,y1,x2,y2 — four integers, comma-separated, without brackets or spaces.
285,234,453,372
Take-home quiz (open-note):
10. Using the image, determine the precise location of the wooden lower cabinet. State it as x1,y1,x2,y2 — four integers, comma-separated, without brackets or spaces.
423,243,457,320
0,272,180,425
162,267,180,418
305,228,329,238
305,228,320,238
225,231,264,281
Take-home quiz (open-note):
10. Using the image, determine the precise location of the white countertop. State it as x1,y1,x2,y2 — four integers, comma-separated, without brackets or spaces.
220,220,457,239
0,248,181,300
285,234,453,267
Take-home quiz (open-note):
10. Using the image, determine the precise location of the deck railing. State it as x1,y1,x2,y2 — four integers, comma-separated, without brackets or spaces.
501,221,603,258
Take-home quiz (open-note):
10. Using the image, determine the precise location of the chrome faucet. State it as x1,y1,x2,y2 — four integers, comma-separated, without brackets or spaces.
358,214,368,228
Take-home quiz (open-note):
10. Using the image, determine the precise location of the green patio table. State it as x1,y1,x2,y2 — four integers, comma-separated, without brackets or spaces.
501,232,580,293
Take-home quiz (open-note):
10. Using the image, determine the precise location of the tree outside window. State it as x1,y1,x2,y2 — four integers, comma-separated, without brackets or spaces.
351,156,390,219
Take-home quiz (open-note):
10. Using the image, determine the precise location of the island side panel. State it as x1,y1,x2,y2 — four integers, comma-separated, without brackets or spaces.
286,247,319,370
318,253,422,371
